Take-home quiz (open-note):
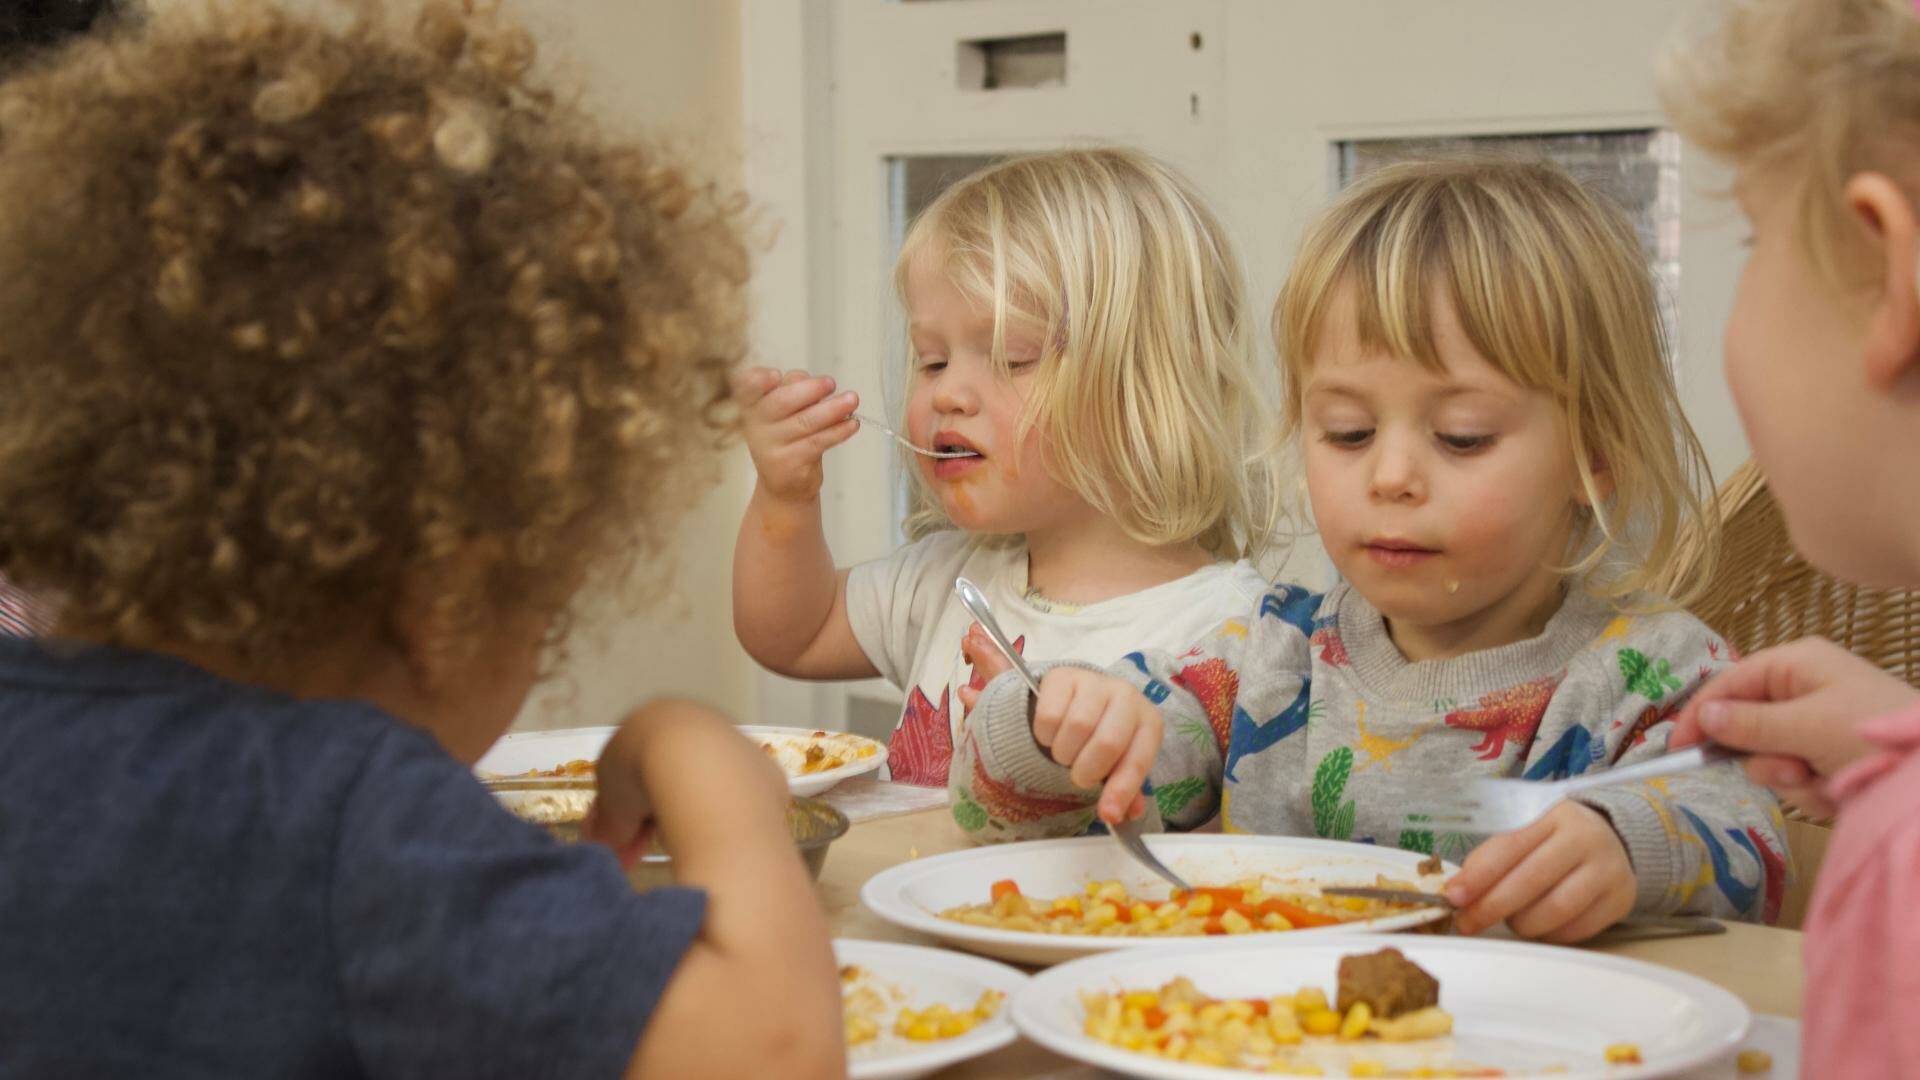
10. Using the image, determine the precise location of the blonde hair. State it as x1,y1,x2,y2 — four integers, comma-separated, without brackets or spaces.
1661,0,1920,293
1274,160,1718,604
0,1,745,667
893,148,1281,561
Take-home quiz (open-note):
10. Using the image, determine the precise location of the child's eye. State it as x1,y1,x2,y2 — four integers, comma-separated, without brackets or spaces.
1320,429,1372,448
1437,433,1494,452
917,357,947,374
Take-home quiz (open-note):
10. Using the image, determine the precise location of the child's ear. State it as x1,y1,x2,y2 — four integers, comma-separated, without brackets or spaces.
1844,172,1920,389
1573,447,1613,507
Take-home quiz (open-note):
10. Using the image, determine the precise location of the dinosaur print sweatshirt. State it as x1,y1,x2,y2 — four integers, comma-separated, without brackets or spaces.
952,579,1791,924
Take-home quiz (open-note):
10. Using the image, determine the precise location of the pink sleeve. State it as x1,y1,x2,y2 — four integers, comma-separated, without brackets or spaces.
1801,706,1920,1075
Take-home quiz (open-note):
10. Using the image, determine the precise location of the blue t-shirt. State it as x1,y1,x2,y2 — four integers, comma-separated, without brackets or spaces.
0,637,706,1079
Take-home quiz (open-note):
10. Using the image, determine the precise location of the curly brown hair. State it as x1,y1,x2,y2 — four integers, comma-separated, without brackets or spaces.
0,0,745,670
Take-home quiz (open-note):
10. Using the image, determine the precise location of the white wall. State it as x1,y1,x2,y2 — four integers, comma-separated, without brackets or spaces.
513,0,761,731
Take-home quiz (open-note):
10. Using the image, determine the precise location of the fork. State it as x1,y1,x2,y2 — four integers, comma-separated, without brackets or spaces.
853,412,973,459
1398,742,1745,835
951,576,1193,894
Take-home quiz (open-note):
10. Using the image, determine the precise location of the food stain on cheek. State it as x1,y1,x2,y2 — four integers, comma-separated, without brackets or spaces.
946,476,976,517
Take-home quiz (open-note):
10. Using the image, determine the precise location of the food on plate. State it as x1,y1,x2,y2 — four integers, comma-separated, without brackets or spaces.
1336,948,1438,1019
939,878,1431,938
1604,1043,1643,1065
760,730,882,776
840,963,1003,1048
1080,953,1472,1074
487,729,881,783
508,758,594,779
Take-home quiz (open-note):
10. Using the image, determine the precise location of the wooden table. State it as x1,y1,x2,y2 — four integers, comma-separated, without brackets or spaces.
821,806,1806,1079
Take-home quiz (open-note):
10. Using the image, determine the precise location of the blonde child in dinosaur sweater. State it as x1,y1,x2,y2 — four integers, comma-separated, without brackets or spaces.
961,161,1788,944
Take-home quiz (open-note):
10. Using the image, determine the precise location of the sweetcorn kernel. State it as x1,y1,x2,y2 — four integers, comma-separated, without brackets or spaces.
1605,1043,1644,1064
1302,1009,1342,1036
1340,1002,1373,1041
1737,1050,1774,1073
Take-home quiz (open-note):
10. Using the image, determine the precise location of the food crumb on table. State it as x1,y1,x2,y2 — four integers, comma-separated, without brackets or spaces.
1736,1049,1773,1073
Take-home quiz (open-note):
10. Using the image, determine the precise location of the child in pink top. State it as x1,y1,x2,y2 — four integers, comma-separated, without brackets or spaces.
1662,0,1920,1074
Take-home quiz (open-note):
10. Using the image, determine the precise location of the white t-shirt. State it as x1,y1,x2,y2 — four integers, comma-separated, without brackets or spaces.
845,530,1269,786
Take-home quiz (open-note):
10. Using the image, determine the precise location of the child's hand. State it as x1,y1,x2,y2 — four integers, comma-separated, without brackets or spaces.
957,625,1158,824
1671,637,1916,818
582,761,655,869
582,699,787,865
734,366,860,504
1442,802,1635,944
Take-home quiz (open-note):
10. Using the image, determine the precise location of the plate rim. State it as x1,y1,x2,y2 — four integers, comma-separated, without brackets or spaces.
834,937,1029,1080
739,724,890,793
1009,931,1753,1080
476,723,889,793
861,834,1458,956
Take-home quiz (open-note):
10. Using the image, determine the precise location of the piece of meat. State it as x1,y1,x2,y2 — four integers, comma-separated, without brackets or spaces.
1336,948,1440,1019
1417,854,1443,876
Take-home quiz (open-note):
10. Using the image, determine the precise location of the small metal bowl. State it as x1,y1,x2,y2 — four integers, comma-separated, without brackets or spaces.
486,777,849,891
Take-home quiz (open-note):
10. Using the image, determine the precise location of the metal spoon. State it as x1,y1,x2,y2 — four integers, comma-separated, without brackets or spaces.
853,412,974,459
951,576,1192,894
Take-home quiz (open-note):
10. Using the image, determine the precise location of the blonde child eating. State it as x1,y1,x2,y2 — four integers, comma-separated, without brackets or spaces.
964,160,1788,943
732,149,1279,817
0,4,840,1077
1659,0,1920,1069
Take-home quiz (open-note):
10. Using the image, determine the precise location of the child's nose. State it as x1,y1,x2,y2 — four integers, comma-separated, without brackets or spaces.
1367,441,1426,503
931,370,983,416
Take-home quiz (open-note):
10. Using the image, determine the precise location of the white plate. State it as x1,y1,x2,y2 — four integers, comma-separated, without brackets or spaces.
741,724,889,796
475,724,886,796
1013,933,1751,1080
861,835,1456,966
474,725,617,779
836,938,1028,1080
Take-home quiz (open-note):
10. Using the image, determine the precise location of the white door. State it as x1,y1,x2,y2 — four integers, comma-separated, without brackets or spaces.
743,0,1747,736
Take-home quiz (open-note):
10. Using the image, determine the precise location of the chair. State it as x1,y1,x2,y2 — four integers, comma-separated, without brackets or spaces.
1659,460,1920,928
1663,460,1920,688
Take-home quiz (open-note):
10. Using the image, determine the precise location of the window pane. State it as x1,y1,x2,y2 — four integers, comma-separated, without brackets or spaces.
1335,130,1682,367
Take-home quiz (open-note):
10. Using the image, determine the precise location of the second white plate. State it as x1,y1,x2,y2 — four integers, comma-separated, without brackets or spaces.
837,938,1028,1080
861,834,1455,966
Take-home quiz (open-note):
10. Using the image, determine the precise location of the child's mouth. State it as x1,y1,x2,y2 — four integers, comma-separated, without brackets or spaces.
930,433,984,479
1364,539,1440,569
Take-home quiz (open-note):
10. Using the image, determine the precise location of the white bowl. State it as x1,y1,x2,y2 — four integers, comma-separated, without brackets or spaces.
861,834,1455,966
1013,932,1751,1079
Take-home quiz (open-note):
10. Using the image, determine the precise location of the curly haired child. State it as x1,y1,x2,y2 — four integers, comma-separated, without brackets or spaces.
0,3,841,1077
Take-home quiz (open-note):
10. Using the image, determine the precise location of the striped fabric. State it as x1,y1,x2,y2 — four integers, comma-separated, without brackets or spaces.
0,573,49,638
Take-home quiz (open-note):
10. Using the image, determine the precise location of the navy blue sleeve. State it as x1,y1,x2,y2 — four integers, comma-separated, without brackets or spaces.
329,725,706,1080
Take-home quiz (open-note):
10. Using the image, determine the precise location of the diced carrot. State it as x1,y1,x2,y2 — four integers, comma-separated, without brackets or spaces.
1203,915,1226,935
990,879,1021,902
1194,886,1245,906
1112,902,1132,923
1248,999,1269,1017
1257,899,1341,928
1143,1006,1168,1029
1227,901,1258,922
